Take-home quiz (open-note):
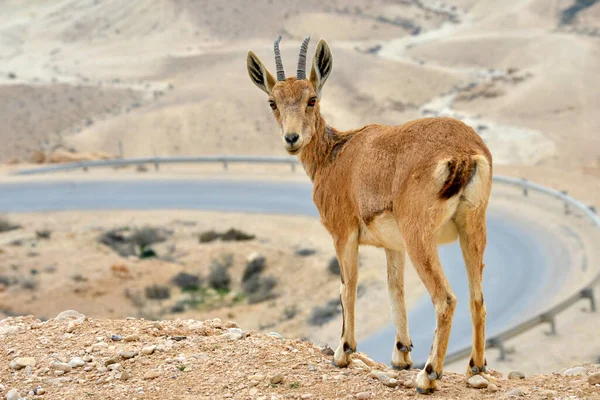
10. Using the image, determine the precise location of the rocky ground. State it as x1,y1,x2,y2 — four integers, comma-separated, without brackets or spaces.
1,311,599,400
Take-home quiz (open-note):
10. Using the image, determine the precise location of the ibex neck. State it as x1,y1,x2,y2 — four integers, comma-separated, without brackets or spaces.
298,113,342,181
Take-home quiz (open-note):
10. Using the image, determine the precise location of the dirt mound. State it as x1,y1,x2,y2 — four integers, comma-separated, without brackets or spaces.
1,312,599,399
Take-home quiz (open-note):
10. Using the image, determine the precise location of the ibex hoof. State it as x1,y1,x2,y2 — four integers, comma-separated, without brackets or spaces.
416,387,432,395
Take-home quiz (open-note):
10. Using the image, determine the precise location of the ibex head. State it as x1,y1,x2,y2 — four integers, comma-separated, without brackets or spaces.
246,36,333,155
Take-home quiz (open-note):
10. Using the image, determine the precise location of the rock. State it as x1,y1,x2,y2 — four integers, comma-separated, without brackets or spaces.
508,371,525,380
223,328,243,340
268,332,284,340
144,369,161,380
563,366,587,376
5,389,20,400
66,322,77,333
91,342,108,352
248,375,265,382
249,388,258,396
119,370,130,381
119,351,138,359
356,392,372,399
142,345,157,355
108,363,122,371
333,374,347,380
589,372,600,385
104,357,119,366
369,370,398,387
0,326,20,336
506,388,524,397
10,357,36,370
487,383,498,393
467,374,489,389
301,395,313,399
538,389,557,398
69,357,85,368
123,334,140,342
270,374,284,384
34,387,45,395
188,322,204,330
55,310,85,321
403,379,416,389
51,362,72,373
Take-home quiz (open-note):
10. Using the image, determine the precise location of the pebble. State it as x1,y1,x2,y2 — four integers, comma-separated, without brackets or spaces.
467,374,489,389
356,392,372,399
66,322,77,333
270,374,284,384
105,357,120,366
538,389,557,398
82,355,93,362
91,342,108,352
69,357,85,368
563,366,587,376
268,332,284,340
10,357,36,370
108,363,122,371
120,351,138,359
120,370,130,381
334,374,348,380
248,374,265,382
34,387,45,395
188,322,204,330
51,362,72,372
403,379,416,389
144,369,161,379
223,328,243,340
487,383,498,393
508,371,525,380
301,395,313,399
506,388,524,397
55,310,85,321
589,372,600,385
249,388,258,396
124,334,140,342
142,345,157,355
5,389,20,400
369,369,398,387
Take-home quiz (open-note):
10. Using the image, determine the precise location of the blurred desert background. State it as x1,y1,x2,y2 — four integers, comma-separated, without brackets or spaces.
1,0,600,384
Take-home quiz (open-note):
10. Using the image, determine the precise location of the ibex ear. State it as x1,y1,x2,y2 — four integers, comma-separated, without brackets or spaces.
309,39,333,97
246,51,276,95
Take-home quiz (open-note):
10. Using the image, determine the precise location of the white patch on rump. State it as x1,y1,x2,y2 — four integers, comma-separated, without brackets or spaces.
359,212,404,251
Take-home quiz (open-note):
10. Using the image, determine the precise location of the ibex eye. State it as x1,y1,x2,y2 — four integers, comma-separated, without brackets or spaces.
308,97,317,107
269,101,277,110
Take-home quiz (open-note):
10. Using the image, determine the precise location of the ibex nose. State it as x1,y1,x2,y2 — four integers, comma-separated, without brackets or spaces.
285,133,300,145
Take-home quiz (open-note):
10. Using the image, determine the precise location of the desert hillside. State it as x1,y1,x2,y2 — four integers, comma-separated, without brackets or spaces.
1,311,599,399
0,0,598,175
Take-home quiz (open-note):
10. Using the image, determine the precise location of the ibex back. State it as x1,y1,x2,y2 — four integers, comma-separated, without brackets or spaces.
246,36,494,394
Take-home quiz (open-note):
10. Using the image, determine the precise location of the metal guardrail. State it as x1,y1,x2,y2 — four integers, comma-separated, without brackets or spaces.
12,156,600,365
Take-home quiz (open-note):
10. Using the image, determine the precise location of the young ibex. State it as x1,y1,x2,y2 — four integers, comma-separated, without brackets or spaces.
246,36,493,394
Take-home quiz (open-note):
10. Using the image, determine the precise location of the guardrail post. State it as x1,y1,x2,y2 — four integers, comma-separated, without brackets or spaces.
541,313,557,335
83,166,88,172
223,160,228,170
154,161,159,171
561,191,570,215
521,178,528,196
487,337,507,360
581,288,596,312
291,161,296,172
590,205,597,214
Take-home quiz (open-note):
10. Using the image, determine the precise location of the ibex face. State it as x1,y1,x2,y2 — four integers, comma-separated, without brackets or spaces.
246,36,333,155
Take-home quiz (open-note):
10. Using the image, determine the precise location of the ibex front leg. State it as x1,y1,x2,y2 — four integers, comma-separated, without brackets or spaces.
332,231,359,368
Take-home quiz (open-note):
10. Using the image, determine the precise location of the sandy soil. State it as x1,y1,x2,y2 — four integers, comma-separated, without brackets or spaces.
0,0,598,173
0,209,425,349
1,313,599,400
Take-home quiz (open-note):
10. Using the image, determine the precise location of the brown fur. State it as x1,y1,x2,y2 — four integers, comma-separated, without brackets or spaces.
246,40,493,394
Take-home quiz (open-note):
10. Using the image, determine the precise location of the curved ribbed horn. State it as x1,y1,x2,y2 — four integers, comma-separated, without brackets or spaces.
274,36,285,81
296,35,311,80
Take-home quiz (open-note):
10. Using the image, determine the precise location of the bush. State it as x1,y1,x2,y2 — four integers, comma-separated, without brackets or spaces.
172,272,202,291
199,230,220,243
130,226,170,248
327,257,340,275
281,305,298,321
307,298,342,326
221,228,255,242
35,229,52,239
242,253,266,283
207,255,232,292
0,216,20,233
245,275,278,304
145,285,171,300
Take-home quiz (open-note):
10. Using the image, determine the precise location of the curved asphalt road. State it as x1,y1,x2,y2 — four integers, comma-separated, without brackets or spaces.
0,179,570,365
